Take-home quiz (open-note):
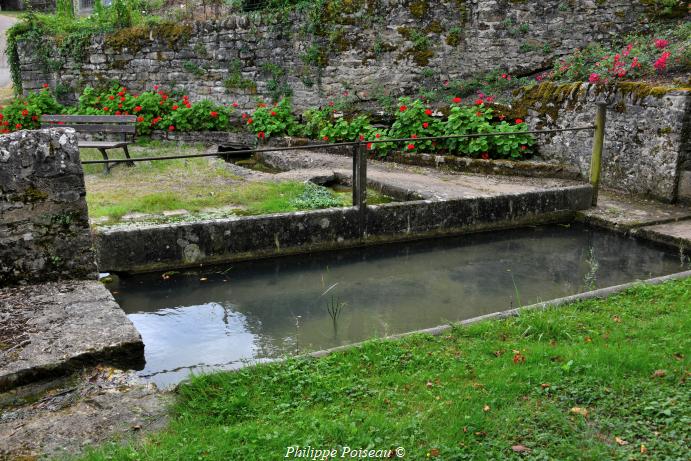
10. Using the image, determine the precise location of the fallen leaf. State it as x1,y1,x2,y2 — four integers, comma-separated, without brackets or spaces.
673,352,684,361
131,424,141,431
584,336,592,343
651,369,667,378
615,436,628,446
640,444,647,454
474,431,487,437
426,381,434,388
541,383,551,389
511,445,531,453
430,448,440,457
483,404,491,412
612,315,622,323
493,349,505,357
570,407,589,417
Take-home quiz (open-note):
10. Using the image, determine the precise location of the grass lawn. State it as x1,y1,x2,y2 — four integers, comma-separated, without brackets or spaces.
82,141,391,225
81,279,690,460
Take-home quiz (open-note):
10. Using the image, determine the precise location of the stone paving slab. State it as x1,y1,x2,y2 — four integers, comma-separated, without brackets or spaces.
0,281,144,391
576,191,691,231
261,149,585,200
0,366,169,459
632,220,691,250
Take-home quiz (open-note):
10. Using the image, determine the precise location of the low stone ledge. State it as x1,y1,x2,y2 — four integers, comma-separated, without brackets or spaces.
94,185,592,273
265,137,582,180
0,281,144,392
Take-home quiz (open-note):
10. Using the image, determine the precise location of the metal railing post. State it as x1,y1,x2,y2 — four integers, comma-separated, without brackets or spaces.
357,142,367,237
589,103,607,207
352,142,359,207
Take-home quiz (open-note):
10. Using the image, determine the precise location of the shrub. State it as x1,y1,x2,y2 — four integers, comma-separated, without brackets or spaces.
0,86,64,133
245,98,301,140
549,23,690,84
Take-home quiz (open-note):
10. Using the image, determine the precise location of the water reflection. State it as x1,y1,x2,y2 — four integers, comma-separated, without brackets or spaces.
110,224,683,387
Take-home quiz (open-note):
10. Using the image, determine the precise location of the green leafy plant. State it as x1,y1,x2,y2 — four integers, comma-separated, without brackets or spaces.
245,98,301,140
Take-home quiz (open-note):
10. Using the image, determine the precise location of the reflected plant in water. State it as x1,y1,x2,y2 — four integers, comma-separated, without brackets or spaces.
583,248,600,291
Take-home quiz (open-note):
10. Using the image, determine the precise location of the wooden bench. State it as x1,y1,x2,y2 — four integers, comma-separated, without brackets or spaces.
41,115,137,174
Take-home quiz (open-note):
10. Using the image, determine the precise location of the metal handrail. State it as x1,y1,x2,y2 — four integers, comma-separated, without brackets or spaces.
80,125,596,165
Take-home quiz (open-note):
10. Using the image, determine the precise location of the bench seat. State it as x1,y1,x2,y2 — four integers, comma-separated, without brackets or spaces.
79,141,131,149
41,115,137,174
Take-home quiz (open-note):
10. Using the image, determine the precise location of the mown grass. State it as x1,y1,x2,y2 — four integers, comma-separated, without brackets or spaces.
82,141,391,224
81,279,690,460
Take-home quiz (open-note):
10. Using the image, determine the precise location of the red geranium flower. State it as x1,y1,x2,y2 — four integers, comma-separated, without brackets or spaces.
15,123,22,129
323,136,329,141
407,143,415,150
425,109,433,116
475,98,484,105
21,109,28,116
270,111,277,116
399,105,407,112
115,111,121,115
359,135,365,141
453,97,462,103
232,102,239,108
411,134,417,139
258,131,265,139
168,125,175,132
328,101,335,107
103,107,110,112
42,83,49,88
375,133,381,138
367,142,373,150
134,106,142,112
481,152,489,160
210,111,218,118
32,115,38,121
247,118,253,124
515,118,524,124
108,95,115,101
137,116,144,122
153,85,159,90
422,122,429,129
521,145,527,150
476,111,483,117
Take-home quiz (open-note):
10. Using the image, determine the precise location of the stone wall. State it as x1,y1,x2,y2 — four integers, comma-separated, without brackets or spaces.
516,83,691,203
0,128,97,285
95,185,592,273
18,0,650,110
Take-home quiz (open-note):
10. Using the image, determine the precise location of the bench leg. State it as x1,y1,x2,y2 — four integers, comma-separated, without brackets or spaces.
123,145,135,167
98,148,111,175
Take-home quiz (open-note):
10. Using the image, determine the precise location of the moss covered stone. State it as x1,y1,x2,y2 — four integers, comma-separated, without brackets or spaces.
409,0,429,19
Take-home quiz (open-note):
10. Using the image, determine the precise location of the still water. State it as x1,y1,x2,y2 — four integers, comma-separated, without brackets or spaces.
109,224,685,387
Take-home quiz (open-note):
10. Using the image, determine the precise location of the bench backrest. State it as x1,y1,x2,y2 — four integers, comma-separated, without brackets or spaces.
41,115,137,140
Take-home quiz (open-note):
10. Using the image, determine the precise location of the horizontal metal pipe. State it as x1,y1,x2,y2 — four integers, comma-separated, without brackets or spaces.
81,125,596,164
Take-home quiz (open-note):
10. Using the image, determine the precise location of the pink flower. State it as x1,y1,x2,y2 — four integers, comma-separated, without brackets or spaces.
623,43,633,57
654,39,669,49
588,73,601,84
654,52,671,71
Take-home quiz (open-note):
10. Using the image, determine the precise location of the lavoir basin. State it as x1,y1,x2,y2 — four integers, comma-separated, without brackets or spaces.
108,224,686,387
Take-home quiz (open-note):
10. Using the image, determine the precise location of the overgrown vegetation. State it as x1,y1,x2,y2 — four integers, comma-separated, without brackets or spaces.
80,278,691,459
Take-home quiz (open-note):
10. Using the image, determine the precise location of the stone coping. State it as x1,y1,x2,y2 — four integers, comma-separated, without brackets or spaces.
0,281,144,392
